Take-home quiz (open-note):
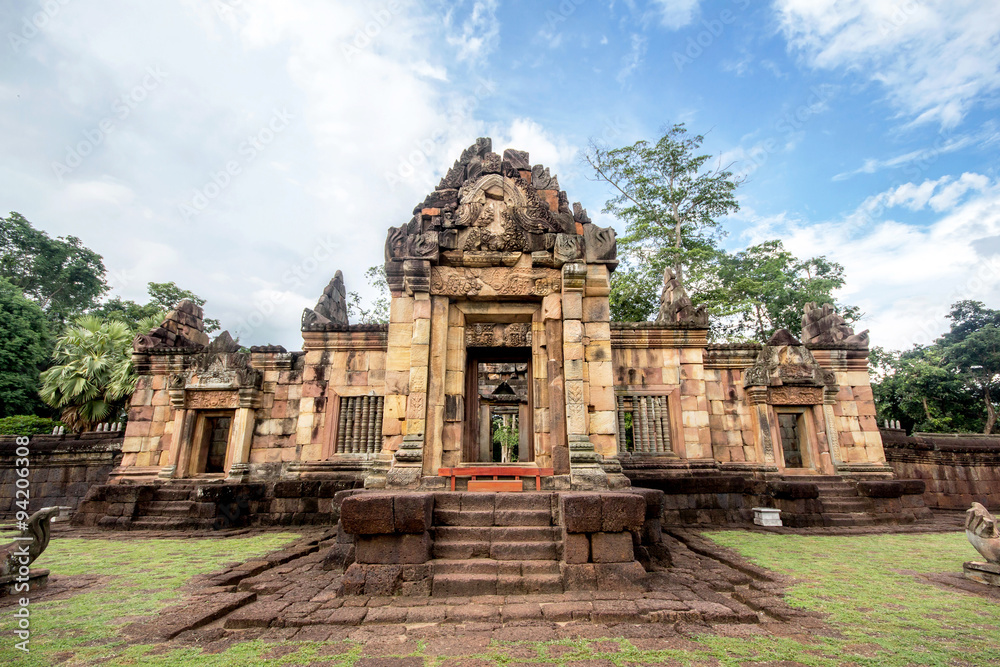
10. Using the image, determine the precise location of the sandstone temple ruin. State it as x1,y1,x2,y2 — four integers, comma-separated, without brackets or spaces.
70,139,931,546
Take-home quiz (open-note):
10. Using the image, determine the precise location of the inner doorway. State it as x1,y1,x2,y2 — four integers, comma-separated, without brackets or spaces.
190,413,233,475
777,412,804,468
464,348,533,464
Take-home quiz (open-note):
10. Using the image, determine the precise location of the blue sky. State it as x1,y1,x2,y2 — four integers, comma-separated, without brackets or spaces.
1,0,998,349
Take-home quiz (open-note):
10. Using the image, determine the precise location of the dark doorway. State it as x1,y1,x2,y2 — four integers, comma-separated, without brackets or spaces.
777,413,804,468
464,348,533,464
203,416,232,473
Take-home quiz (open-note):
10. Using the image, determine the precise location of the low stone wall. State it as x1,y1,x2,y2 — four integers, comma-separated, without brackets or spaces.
883,428,1000,510
0,434,122,517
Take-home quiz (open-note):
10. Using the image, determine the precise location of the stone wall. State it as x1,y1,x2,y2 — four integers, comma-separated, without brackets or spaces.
0,433,122,517
883,428,1000,509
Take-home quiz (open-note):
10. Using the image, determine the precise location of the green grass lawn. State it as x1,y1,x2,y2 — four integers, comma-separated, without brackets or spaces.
2,529,998,665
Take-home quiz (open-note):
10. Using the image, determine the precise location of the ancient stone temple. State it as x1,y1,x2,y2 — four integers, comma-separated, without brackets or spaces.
75,139,929,535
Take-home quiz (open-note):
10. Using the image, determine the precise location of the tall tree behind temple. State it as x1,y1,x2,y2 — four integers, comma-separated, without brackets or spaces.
0,277,51,417
585,124,741,288
0,212,108,324
702,240,858,342
871,301,1000,434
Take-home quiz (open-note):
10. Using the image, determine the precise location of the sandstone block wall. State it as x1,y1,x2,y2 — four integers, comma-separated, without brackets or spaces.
0,434,121,517
883,429,1000,510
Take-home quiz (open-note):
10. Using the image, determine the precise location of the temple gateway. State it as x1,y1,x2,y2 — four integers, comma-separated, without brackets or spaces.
78,139,929,544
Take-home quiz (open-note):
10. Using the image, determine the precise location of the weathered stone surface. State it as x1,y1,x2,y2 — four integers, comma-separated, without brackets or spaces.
801,301,870,346
562,494,602,533
601,493,644,533
354,533,432,564
563,533,590,564
966,502,1000,564
341,495,394,535
655,268,708,326
590,531,634,563
302,270,349,328
393,494,433,533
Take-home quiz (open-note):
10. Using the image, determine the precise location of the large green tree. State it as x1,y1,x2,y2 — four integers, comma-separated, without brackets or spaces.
704,240,857,342
0,277,52,417
0,212,108,323
39,313,161,431
586,124,741,288
90,281,220,333
871,301,1000,434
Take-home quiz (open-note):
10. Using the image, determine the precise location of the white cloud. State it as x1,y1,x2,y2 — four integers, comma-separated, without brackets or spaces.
774,0,1000,128
492,118,579,179
444,0,500,64
832,133,979,181
742,175,1000,349
649,0,701,29
617,33,647,84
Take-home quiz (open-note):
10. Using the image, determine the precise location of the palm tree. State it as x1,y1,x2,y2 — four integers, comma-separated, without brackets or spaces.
39,313,162,432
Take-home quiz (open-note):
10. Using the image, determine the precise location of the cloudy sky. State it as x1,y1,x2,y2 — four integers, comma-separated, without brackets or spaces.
2,0,998,350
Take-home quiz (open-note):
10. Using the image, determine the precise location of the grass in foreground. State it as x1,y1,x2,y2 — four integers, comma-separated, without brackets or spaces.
2,530,999,665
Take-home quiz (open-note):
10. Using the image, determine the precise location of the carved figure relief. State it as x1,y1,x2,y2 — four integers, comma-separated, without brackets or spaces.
430,267,561,297
465,323,532,347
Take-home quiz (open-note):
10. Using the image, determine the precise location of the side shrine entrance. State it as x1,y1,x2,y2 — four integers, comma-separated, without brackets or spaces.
364,139,625,492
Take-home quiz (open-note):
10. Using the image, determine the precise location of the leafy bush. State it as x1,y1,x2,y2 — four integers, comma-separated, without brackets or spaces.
0,414,65,436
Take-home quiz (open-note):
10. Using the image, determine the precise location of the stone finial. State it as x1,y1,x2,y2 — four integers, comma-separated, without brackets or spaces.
205,330,241,353
133,298,211,352
655,268,708,326
302,270,349,329
966,503,1000,564
767,329,802,346
801,302,870,346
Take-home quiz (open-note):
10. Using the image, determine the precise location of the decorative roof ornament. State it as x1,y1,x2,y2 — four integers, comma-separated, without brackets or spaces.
133,299,211,352
302,270,349,329
655,268,708,326
801,302,869,346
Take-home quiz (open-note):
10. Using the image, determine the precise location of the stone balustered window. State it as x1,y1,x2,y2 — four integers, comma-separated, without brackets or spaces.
335,395,384,455
616,394,672,455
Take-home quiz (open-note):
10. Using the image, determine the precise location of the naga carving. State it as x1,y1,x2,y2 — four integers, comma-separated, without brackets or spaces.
302,270,349,328
966,502,1000,564
1,507,64,579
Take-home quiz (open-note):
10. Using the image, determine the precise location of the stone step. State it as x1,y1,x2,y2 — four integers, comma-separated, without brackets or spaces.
821,499,868,512
432,508,553,527
824,513,876,527
153,488,195,501
430,559,562,577
431,572,563,597
143,500,198,516
433,526,559,543
493,492,554,511
432,540,558,561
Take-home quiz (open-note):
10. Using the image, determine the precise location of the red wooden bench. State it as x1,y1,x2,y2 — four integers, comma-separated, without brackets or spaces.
437,466,554,492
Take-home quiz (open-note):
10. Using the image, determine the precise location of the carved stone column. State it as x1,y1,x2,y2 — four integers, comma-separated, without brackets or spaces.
562,262,607,489
823,386,845,471
388,273,431,488
159,384,189,480
745,387,776,467
225,387,259,482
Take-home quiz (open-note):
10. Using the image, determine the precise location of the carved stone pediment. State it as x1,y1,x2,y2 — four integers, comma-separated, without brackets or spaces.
801,302,870,347
744,334,836,393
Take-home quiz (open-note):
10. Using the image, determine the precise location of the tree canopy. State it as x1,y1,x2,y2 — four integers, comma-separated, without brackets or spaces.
0,277,52,417
590,126,858,342
1,212,108,323
871,300,1000,434
39,313,162,431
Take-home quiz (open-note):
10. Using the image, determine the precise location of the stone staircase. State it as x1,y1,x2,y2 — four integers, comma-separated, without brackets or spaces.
799,476,875,527
429,492,564,596
129,484,219,530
